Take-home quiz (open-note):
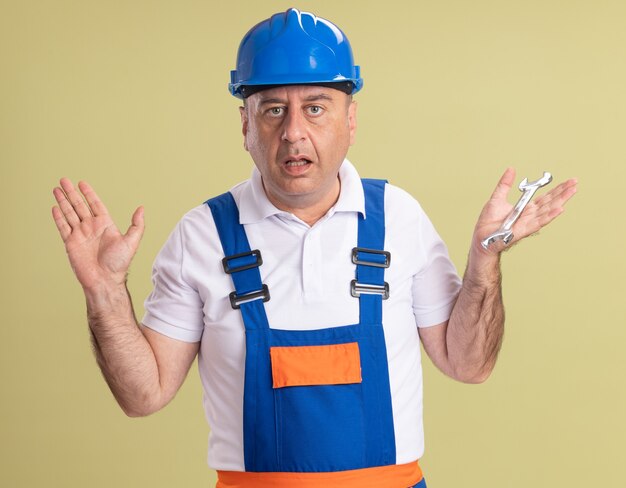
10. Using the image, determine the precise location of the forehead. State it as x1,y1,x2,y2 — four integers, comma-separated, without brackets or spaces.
249,85,348,106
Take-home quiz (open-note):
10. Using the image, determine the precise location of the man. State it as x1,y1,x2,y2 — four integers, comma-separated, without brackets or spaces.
51,8,577,488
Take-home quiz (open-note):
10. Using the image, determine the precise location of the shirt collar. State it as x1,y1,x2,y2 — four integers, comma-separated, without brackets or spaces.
237,159,365,225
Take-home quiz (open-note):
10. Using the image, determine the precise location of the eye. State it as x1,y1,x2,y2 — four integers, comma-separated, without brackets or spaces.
267,106,285,117
307,105,323,116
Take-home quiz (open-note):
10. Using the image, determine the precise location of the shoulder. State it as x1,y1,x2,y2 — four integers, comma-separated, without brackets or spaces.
383,182,430,224
154,203,215,259
382,182,449,260
177,202,215,234
165,176,254,252
163,200,224,261
180,176,251,232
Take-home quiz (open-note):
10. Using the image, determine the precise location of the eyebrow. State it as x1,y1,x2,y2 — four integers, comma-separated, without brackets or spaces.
258,93,335,106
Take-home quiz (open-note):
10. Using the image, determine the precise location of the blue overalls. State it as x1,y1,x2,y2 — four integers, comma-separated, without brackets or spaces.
207,179,426,488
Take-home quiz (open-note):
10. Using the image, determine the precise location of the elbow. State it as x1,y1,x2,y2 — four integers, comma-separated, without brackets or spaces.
450,364,494,384
122,406,151,418
121,403,160,418
459,371,491,384
116,393,163,418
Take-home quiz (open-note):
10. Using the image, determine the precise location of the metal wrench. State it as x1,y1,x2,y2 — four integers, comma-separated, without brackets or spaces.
481,172,553,250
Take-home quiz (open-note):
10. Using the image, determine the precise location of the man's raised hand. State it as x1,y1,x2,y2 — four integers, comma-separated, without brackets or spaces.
472,168,577,255
52,178,144,291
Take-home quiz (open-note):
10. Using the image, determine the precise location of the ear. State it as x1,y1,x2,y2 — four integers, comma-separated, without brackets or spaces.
348,100,358,146
239,106,249,151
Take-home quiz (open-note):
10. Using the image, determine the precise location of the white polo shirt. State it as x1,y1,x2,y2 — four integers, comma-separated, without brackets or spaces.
142,159,462,471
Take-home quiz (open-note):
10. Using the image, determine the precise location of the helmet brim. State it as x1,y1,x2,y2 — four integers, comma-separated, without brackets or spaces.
238,81,356,99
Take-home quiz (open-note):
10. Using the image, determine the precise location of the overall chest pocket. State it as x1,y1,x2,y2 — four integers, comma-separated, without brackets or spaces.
270,342,367,471
270,342,362,388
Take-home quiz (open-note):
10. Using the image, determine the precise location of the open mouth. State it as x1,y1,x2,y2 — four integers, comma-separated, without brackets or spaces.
284,158,311,167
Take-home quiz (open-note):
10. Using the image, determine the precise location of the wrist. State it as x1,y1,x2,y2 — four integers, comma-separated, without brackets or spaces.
83,280,132,315
465,242,502,286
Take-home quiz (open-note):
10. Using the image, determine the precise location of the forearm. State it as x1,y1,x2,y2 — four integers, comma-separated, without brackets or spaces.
432,169,575,383
85,282,162,416
446,250,505,383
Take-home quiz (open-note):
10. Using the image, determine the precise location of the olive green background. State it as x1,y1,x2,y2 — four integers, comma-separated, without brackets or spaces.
1,0,624,486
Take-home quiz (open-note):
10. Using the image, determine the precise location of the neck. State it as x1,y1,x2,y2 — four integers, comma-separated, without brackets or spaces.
265,179,341,227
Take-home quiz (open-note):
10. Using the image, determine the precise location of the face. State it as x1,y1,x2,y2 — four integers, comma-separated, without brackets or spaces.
240,85,357,213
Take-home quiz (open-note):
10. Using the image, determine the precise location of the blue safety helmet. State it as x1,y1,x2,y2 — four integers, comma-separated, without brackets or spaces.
229,8,363,99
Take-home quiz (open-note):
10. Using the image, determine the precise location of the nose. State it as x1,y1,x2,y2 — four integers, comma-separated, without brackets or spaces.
281,109,306,143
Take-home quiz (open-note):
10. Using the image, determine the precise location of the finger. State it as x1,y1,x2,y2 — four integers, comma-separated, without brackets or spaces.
514,182,577,238
524,181,577,227
533,178,578,209
53,185,80,227
78,180,109,217
51,205,72,241
60,177,92,221
490,167,516,201
518,206,566,239
124,206,145,248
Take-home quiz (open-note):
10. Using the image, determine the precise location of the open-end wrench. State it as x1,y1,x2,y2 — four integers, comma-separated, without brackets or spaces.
481,172,553,250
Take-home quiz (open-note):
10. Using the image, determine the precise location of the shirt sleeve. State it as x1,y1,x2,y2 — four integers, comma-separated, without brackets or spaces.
142,219,205,342
411,208,462,328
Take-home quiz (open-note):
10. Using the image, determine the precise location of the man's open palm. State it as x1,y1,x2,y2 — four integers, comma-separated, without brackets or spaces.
52,178,144,290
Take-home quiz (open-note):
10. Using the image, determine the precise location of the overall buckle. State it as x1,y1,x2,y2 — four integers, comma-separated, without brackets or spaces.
222,250,263,274
229,285,271,309
350,280,390,300
351,247,391,268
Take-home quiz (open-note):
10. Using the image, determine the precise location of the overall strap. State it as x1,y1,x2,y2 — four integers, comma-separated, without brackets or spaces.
354,179,389,326
206,192,270,331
